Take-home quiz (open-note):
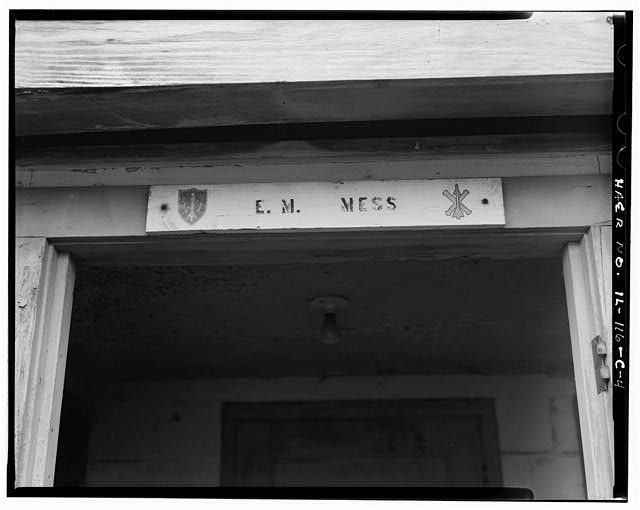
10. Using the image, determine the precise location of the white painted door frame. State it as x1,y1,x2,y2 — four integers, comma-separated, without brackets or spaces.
14,226,613,493
562,225,614,499
14,238,76,487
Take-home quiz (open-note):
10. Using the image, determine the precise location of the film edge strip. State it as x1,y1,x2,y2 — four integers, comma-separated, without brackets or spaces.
612,11,631,501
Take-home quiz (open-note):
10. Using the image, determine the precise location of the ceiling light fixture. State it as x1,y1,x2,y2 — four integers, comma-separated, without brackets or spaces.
309,295,350,345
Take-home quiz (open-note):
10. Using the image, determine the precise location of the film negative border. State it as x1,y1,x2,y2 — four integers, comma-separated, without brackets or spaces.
612,11,631,500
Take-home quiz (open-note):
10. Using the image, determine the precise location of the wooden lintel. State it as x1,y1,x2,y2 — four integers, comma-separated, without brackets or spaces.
16,132,611,188
55,229,587,268
15,74,612,137
15,175,611,240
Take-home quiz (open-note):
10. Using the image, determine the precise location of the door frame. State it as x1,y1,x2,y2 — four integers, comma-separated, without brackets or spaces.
561,225,614,499
14,225,613,495
220,398,503,487
14,239,76,487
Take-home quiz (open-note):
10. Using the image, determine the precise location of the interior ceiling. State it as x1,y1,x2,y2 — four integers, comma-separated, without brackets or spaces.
67,257,574,381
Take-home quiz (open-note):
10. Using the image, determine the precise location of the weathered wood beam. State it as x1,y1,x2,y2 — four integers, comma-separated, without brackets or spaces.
14,14,612,89
54,229,587,267
15,175,611,240
15,74,612,137
15,133,611,188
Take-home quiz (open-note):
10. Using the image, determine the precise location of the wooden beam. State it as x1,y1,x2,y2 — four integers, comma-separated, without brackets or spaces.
15,176,611,239
15,74,612,137
14,242,76,487
16,132,611,188
562,233,614,499
55,229,586,267
14,14,612,89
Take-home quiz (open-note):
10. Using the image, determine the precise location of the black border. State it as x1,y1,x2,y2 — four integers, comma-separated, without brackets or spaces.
11,10,533,21
10,487,534,499
7,7,16,499
612,12,632,501
7,9,630,501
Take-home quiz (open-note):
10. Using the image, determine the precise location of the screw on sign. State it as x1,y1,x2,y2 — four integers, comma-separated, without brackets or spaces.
443,183,472,220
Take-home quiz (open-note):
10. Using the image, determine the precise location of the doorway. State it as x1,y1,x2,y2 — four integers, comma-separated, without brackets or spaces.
56,248,585,497
221,399,501,486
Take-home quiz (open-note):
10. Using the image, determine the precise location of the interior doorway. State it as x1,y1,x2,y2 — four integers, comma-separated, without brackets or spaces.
221,399,502,487
55,244,585,497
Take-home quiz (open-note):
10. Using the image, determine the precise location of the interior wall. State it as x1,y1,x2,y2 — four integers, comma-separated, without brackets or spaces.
82,374,586,499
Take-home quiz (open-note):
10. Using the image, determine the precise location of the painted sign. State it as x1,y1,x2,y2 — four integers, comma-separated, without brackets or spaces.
146,178,505,233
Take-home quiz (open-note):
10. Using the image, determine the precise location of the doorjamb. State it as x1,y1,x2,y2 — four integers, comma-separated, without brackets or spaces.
14,238,76,487
562,225,613,499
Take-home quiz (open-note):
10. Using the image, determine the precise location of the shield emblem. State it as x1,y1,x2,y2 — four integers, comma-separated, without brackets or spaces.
178,188,208,225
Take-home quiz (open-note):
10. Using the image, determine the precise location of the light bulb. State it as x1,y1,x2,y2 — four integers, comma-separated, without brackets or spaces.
320,312,341,345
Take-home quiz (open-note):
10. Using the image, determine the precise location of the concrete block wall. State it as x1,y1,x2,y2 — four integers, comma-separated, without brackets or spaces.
497,396,585,499
82,374,586,499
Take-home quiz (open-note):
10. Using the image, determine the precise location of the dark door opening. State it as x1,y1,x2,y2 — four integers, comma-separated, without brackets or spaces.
56,251,582,496
221,399,502,487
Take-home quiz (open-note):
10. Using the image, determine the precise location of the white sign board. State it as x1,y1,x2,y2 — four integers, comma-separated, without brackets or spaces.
146,178,505,233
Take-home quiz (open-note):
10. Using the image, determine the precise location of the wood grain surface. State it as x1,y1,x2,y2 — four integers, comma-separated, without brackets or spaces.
562,235,614,498
15,13,613,88
14,74,613,137
14,242,76,487
14,238,48,486
15,132,611,188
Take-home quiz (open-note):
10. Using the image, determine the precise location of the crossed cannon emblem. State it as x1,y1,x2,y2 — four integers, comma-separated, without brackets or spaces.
443,183,472,220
